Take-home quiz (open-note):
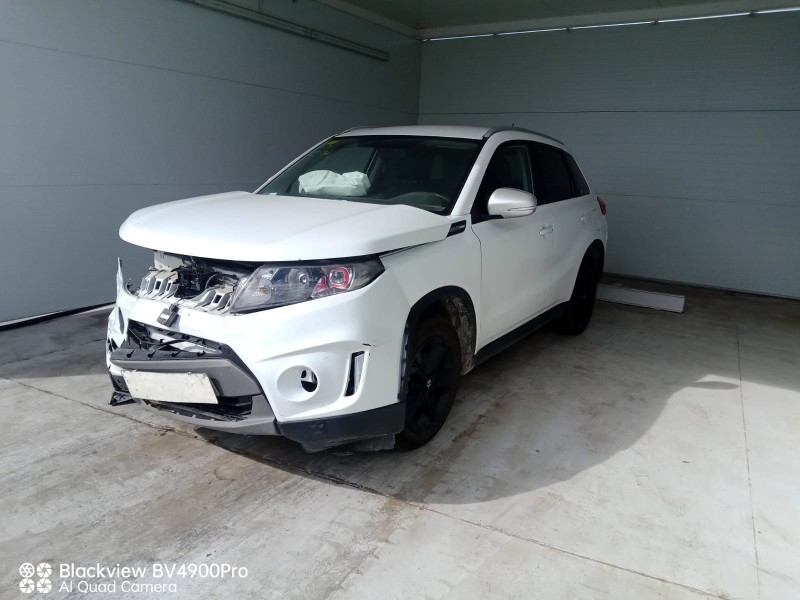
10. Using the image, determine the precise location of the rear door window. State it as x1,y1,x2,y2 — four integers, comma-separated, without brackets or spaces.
529,142,573,205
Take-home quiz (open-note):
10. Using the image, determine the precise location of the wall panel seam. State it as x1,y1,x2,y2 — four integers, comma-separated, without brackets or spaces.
0,38,415,116
601,193,800,208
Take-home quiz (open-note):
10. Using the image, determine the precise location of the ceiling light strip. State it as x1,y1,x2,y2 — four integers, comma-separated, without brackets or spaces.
497,28,567,36
752,6,800,13
570,20,655,29
425,6,800,41
429,33,495,41
658,11,750,23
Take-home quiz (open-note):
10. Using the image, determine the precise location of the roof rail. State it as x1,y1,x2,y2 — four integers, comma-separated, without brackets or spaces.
337,126,370,135
482,126,563,145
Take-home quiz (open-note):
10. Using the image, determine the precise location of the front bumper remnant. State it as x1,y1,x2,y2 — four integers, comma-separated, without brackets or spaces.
108,319,405,449
109,320,278,435
278,402,406,452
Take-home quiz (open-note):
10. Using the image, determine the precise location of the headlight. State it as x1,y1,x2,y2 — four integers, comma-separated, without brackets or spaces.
229,258,384,313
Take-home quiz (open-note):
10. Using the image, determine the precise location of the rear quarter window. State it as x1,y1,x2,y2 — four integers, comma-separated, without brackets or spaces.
563,152,591,196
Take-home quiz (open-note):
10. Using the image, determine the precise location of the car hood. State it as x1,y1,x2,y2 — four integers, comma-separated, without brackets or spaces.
119,191,453,261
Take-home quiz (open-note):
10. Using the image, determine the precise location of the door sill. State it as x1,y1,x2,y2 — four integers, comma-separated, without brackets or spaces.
473,302,568,367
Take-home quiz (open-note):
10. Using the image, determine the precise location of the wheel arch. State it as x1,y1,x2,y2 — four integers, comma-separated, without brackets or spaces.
404,286,478,378
563,238,605,304
587,238,605,281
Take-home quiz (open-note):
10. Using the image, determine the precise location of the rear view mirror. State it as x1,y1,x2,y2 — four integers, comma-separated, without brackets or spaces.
487,188,537,218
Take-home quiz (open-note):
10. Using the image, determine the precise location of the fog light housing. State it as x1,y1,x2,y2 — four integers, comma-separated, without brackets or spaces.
300,369,318,392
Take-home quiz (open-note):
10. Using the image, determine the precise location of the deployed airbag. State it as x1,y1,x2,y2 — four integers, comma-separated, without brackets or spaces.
298,170,370,197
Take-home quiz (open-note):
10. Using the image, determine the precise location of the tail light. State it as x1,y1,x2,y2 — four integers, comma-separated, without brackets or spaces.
597,197,607,215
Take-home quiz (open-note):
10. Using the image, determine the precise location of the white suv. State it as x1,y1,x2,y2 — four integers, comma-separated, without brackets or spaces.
107,125,607,451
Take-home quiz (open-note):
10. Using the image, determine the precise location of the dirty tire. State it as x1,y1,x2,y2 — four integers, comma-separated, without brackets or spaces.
558,253,600,336
397,317,461,450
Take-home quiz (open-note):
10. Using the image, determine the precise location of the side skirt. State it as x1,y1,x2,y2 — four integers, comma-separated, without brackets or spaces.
473,302,569,367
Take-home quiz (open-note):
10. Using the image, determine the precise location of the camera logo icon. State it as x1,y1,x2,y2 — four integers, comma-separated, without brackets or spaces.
18,562,52,594
19,563,35,579
36,563,52,579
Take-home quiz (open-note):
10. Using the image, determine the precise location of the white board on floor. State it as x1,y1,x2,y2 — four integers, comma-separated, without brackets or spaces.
597,285,685,313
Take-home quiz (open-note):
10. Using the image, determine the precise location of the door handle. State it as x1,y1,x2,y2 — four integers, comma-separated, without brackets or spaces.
539,225,553,236
580,212,588,223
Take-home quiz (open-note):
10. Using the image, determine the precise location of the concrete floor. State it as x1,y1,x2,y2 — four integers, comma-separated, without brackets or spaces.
1,279,798,600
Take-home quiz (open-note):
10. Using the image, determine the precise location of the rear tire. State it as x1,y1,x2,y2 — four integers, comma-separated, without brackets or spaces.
558,253,600,336
396,317,461,450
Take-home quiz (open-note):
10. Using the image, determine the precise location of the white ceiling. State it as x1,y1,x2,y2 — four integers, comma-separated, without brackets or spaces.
312,0,799,37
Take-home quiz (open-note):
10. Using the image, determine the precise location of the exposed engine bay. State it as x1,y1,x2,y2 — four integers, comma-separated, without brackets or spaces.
131,252,255,314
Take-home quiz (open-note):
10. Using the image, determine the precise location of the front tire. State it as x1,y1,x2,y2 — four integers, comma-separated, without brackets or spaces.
397,317,461,450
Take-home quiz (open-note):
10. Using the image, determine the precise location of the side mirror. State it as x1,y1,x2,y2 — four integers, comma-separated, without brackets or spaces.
487,188,537,218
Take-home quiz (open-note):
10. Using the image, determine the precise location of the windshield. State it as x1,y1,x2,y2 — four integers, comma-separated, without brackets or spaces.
259,135,482,215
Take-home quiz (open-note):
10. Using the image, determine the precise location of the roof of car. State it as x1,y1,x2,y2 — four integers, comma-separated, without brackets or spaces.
336,125,563,145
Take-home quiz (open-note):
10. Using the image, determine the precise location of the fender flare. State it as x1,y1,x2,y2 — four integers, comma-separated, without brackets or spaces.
399,286,478,399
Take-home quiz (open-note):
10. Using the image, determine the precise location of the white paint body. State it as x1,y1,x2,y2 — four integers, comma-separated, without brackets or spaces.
108,125,607,431
119,192,453,262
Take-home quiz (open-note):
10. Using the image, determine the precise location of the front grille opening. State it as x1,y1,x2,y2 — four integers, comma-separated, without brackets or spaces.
125,320,223,356
145,395,253,422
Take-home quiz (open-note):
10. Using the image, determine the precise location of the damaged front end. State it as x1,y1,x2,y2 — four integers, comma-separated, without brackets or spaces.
106,249,408,451
133,252,255,315
106,254,278,434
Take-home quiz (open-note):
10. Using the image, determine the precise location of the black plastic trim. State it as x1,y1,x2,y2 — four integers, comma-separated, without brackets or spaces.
279,402,406,452
447,220,467,236
344,351,365,396
471,214,502,224
473,302,569,366
110,352,261,398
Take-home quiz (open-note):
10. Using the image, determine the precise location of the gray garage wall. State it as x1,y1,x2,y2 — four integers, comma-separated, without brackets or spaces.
0,0,420,321
420,14,800,299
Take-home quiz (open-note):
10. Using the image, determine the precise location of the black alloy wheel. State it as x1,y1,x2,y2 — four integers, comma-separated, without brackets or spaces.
397,317,461,449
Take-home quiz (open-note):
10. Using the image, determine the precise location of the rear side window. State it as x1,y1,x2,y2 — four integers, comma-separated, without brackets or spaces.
563,152,590,196
529,142,573,204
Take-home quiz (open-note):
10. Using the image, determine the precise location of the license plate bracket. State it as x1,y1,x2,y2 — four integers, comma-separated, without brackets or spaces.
123,371,218,404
